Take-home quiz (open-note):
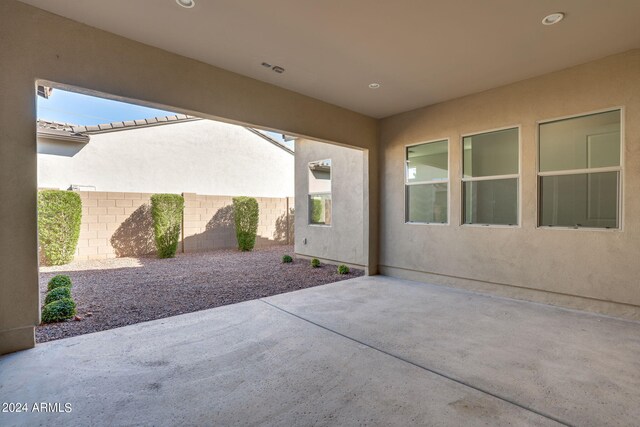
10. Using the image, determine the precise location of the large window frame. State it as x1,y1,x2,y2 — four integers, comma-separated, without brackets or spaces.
460,125,521,228
308,159,332,227
404,138,450,225
536,107,624,231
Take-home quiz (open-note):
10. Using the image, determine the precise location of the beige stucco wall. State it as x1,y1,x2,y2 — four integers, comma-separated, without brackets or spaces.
38,119,295,197
295,139,365,267
379,50,640,317
0,0,377,354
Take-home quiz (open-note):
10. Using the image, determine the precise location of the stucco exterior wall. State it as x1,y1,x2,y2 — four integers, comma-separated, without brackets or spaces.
379,50,640,317
0,0,378,354
294,139,365,267
37,120,295,197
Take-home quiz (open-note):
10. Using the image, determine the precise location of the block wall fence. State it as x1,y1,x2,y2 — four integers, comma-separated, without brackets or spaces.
64,191,293,261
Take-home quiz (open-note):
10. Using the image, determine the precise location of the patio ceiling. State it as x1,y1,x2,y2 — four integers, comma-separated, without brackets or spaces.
18,0,640,118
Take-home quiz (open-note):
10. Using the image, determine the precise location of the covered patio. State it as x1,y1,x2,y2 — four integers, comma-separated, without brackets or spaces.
2,2,640,425
2,276,638,426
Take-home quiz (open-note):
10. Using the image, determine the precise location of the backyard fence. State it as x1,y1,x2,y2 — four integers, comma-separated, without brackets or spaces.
68,191,294,261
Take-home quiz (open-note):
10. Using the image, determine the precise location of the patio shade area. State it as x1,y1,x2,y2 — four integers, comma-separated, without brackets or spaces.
1,276,638,426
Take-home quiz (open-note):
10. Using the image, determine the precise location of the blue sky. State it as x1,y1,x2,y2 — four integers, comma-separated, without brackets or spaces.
37,88,294,150
37,89,178,125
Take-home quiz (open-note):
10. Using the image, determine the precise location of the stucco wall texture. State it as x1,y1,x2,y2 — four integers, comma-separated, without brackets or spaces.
379,50,640,317
2,0,639,354
0,0,377,354
38,119,295,197
295,139,365,267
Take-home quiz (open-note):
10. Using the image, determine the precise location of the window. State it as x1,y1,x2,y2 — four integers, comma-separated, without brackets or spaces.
405,140,448,223
308,159,331,225
462,127,519,225
538,110,621,229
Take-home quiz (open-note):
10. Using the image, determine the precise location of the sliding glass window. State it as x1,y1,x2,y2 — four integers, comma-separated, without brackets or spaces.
538,110,621,229
462,128,519,226
405,140,448,224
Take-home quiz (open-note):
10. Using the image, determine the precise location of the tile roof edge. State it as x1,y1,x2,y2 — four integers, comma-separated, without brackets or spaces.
244,127,294,155
36,115,201,135
83,115,201,134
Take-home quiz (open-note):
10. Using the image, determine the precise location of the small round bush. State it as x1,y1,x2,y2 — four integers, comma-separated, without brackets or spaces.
47,275,72,291
282,255,293,263
44,286,72,305
337,264,350,274
41,298,76,323
311,258,320,268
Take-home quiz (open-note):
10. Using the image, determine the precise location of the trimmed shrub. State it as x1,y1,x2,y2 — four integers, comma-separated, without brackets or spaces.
282,254,293,263
311,258,320,268
337,264,350,274
47,275,72,291
150,194,184,258
311,198,323,224
41,298,76,323
44,286,72,305
37,190,82,266
233,197,259,251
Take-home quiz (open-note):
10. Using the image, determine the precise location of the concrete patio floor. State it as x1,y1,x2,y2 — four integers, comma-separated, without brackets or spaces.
1,276,639,426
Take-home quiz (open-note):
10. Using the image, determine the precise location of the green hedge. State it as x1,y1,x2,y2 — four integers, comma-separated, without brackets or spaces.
311,198,323,224
233,197,259,251
151,194,184,258
37,190,82,266
338,264,350,274
44,286,72,305
41,298,76,323
47,275,72,291
311,258,320,268
282,254,293,263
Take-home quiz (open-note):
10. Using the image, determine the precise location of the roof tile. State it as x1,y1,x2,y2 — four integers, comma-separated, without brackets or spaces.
37,114,198,136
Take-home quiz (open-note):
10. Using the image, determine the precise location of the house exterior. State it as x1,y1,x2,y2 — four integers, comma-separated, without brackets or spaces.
35,115,295,261
1,0,640,354
295,51,640,320
294,139,365,268
292,51,640,320
377,56,639,320
37,115,294,197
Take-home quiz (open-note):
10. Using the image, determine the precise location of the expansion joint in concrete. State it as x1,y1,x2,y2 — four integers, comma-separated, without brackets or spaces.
260,299,573,427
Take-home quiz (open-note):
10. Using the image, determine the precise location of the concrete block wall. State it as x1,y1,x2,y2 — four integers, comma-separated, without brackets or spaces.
182,193,294,253
76,191,154,261
70,191,293,261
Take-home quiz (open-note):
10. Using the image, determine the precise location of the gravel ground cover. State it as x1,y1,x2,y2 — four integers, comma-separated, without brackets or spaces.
37,245,362,343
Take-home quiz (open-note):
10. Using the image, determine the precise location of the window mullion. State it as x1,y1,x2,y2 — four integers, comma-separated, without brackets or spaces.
538,166,620,177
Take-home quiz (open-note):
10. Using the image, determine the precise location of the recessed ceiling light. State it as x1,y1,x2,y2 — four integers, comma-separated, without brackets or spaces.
542,12,564,26
369,83,381,89
176,0,195,9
